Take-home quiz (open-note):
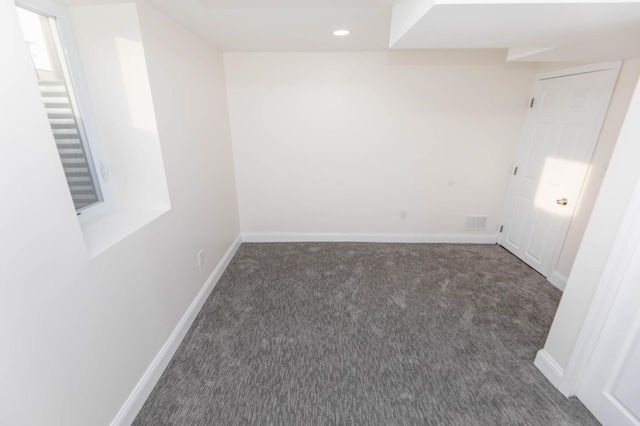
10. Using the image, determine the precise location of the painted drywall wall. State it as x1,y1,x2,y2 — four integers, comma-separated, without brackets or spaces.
224,50,541,237
543,70,640,369
554,58,640,278
0,1,239,425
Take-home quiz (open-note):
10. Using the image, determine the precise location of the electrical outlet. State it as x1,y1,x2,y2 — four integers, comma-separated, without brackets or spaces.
400,210,408,221
197,250,204,267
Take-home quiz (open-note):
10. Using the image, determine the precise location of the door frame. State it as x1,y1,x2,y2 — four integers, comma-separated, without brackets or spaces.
558,168,640,397
498,61,622,284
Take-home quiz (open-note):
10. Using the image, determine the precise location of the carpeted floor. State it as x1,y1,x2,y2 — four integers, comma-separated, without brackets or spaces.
134,243,598,425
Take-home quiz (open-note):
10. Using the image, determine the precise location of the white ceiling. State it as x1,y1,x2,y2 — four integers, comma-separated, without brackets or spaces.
144,0,394,51
390,1,640,62
196,0,399,7
72,0,640,61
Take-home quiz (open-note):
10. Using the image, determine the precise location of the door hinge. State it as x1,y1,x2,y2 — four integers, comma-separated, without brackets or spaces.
530,98,535,108
500,225,504,233
513,166,518,175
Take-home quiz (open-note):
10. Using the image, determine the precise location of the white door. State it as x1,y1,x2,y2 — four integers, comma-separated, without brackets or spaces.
577,226,640,425
499,64,620,277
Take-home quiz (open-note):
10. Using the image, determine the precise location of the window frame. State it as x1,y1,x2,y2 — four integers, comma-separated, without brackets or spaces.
16,0,113,222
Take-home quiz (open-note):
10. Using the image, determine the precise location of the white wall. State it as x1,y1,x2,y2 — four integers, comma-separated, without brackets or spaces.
224,51,540,238
543,70,640,369
0,1,239,425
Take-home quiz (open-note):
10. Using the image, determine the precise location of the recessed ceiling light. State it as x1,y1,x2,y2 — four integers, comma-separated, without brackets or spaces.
333,29,350,37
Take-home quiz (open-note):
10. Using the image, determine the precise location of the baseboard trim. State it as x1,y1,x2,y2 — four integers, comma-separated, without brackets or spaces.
110,234,242,426
534,349,565,391
241,233,498,244
547,271,568,291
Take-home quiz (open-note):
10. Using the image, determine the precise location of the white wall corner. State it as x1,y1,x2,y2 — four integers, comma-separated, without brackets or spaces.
110,234,242,426
389,0,435,48
534,350,567,394
241,233,498,244
506,47,555,62
547,271,568,291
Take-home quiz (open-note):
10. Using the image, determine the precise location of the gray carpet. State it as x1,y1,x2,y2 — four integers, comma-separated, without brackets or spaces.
134,243,598,425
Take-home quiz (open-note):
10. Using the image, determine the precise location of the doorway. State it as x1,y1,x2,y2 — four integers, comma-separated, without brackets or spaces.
576,196,640,425
498,63,621,283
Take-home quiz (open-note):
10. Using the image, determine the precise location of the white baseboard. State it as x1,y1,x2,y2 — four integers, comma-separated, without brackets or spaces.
241,233,498,244
534,349,565,391
110,234,242,426
547,271,568,291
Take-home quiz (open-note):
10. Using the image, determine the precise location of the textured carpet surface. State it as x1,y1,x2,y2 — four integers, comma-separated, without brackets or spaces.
134,243,598,425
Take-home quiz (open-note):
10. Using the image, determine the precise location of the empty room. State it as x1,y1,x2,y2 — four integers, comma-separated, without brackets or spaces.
2,0,640,425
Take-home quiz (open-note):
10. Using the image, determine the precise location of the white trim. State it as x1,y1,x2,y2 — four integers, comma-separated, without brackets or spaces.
534,350,565,392
559,176,640,397
536,61,622,81
241,233,498,244
110,235,242,426
547,271,568,291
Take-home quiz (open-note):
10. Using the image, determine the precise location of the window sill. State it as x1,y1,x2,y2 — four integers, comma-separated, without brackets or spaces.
80,207,169,258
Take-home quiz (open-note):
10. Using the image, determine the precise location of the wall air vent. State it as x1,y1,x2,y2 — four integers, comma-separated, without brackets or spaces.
464,216,487,231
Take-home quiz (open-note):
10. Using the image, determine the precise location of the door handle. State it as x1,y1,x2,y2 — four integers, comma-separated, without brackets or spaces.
556,198,568,206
